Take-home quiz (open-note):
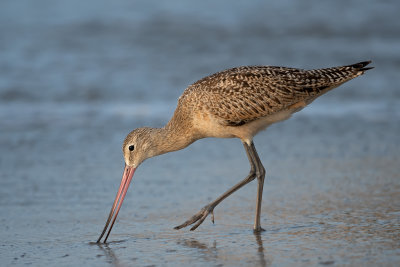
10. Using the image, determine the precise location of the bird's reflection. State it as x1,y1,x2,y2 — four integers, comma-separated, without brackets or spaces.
95,242,123,267
254,232,269,267
177,238,218,261
177,232,270,267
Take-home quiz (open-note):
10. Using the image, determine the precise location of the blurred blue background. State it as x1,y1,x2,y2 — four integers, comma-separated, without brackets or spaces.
1,0,398,104
1,0,399,266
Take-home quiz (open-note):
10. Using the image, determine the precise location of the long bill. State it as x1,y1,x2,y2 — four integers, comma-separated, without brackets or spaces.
96,165,136,243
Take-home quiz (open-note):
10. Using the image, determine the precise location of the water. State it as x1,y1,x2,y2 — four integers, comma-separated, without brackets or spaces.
1,0,399,266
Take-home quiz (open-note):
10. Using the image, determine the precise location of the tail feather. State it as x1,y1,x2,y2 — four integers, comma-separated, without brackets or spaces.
347,60,374,73
302,61,373,97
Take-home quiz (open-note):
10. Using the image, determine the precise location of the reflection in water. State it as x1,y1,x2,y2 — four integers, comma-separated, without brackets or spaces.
95,243,122,267
254,232,270,267
177,238,218,262
177,234,271,267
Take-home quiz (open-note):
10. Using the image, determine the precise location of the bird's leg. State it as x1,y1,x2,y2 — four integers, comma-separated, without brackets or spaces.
249,142,266,232
174,142,257,231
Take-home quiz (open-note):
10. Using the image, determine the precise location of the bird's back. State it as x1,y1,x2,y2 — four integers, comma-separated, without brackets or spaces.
179,61,372,127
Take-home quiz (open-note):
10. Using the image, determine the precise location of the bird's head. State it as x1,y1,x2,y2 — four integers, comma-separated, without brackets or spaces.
122,127,156,168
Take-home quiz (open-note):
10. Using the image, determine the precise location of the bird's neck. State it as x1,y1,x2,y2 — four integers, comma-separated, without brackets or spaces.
146,103,199,158
147,124,197,158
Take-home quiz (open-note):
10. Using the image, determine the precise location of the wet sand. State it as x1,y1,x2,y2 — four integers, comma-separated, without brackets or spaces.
1,0,400,266
1,103,399,266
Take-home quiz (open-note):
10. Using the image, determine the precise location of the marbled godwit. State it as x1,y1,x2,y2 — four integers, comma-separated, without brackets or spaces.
97,61,373,243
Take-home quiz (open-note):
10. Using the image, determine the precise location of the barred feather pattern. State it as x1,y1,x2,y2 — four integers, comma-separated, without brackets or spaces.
178,61,372,126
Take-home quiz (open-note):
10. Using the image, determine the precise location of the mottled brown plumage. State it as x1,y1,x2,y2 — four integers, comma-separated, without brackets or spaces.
180,61,372,127
97,61,372,242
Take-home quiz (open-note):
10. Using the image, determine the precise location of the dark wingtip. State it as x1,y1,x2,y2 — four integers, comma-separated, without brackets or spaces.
360,66,374,71
350,60,373,71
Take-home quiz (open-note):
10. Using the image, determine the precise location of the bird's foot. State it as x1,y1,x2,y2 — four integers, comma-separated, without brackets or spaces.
174,204,215,231
253,227,266,233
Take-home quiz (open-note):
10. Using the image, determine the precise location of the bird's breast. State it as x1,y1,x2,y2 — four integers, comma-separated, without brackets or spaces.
192,107,295,142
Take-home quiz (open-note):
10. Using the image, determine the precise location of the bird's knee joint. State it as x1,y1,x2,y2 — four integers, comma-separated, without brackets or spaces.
256,167,266,180
243,172,256,184
248,169,256,180
249,168,256,175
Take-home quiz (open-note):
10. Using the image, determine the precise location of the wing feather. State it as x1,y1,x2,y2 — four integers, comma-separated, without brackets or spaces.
180,62,372,126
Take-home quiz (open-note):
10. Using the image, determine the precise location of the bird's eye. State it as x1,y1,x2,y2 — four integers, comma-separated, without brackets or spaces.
128,145,134,151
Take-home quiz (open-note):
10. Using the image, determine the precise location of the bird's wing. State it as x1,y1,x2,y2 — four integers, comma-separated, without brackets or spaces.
183,62,371,126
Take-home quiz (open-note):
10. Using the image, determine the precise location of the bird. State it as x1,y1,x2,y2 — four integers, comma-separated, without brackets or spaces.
96,60,373,243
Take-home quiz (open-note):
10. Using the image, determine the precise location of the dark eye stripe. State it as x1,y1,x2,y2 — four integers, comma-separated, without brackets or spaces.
129,145,134,151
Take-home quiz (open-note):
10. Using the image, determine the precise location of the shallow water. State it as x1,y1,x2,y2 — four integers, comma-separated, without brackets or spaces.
1,0,400,266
